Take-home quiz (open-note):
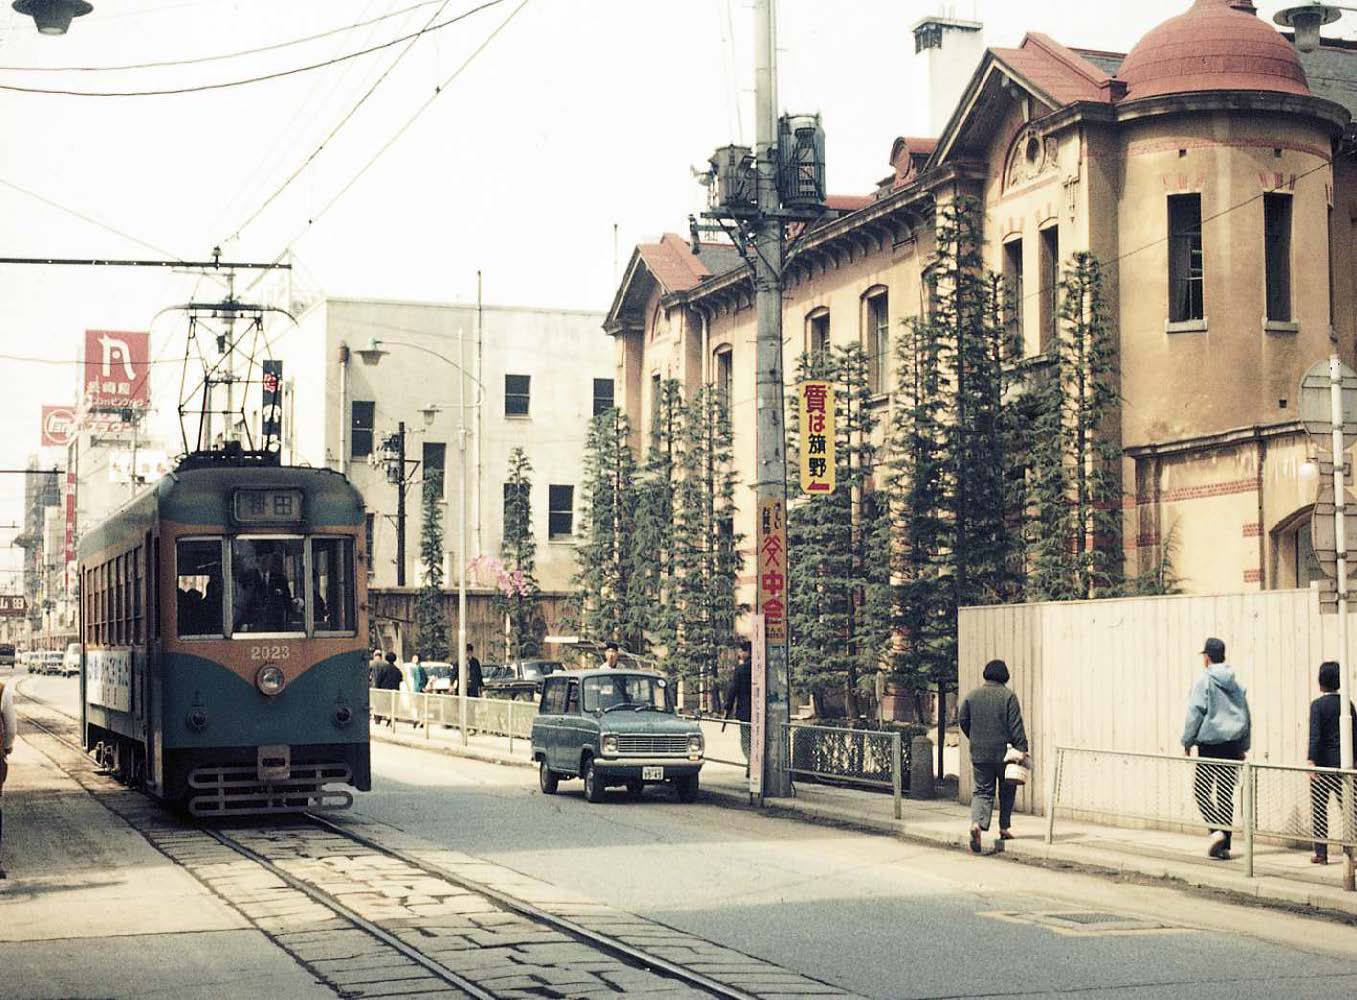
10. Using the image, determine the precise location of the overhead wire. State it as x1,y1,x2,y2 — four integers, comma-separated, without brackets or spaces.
0,0,449,73
225,0,459,245
0,0,508,98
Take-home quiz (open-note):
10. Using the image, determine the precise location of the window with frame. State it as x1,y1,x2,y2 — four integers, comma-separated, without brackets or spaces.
1168,194,1204,323
548,484,574,539
505,374,531,417
231,537,305,634
592,378,615,416
311,536,356,633
1002,237,1024,346
132,547,143,643
350,400,374,458
1038,226,1059,351
715,348,733,404
807,309,830,357
1264,192,1293,322
422,442,446,500
865,291,889,394
176,539,225,638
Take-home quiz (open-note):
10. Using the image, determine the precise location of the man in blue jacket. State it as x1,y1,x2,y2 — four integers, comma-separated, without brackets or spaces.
1182,637,1252,860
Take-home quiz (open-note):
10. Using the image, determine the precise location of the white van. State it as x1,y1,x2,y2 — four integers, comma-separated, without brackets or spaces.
62,643,81,677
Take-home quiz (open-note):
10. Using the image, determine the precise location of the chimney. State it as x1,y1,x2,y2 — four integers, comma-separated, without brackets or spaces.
912,12,985,137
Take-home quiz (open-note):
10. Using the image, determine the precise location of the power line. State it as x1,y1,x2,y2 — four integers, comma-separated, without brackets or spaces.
0,0,508,98
0,0,447,73
0,176,190,263
225,0,459,244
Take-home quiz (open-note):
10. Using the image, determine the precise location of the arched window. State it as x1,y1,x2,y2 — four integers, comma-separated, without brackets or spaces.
805,307,830,359
1272,507,1322,589
713,346,733,405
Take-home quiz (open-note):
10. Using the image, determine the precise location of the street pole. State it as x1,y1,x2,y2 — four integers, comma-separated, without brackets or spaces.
396,421,407,588
1330,354,1356,891
458,326,469,747
754,0,791,798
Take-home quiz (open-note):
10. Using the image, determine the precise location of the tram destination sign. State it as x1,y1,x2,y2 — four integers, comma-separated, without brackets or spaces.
232,489,304,526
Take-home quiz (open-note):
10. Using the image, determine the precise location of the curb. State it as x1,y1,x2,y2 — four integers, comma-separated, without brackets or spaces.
370,726,1357,923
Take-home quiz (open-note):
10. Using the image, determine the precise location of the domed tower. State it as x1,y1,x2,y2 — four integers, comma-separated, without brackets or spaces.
1111,0,1351,590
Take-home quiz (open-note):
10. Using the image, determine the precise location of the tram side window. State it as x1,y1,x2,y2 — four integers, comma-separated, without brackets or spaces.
231,538,304,634
311,537,355,633
176,539,225,638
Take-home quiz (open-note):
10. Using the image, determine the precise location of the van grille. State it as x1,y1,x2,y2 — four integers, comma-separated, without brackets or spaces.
616,735,689,756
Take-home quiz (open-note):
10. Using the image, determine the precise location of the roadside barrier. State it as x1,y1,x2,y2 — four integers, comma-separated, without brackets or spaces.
785,722,904,819
369,688,537,751
1046,746,1357,881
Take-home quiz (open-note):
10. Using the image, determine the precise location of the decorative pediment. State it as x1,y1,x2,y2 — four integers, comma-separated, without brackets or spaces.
1004,127,1060,191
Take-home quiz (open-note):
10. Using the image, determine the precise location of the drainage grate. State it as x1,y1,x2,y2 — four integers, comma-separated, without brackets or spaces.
980,909,1187,937
1045,911,1138,926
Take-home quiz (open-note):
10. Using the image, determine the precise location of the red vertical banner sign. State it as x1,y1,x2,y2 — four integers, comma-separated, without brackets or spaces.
757,497,787,642
749,612,766,799
798,380,836,495
64,470,77,590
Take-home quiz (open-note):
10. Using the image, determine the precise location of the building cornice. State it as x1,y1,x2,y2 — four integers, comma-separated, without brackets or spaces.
1125,421,1306,459
1115,91,1351,134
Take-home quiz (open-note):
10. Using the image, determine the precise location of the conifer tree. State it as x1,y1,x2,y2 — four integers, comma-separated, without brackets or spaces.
632,378,684,660
413,469,450,660
572,407,641,651
497,447,542,658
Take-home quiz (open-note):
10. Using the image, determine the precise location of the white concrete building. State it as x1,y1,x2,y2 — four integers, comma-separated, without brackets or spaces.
285,297,611,593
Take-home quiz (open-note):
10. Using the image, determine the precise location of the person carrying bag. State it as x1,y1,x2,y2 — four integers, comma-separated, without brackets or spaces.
959,659,1030,853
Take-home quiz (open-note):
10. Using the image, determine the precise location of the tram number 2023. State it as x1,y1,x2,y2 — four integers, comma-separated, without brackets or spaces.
250,644,292,661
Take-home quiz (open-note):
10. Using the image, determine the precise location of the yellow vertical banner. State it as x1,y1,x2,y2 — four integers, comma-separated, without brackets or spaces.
798,380,835,495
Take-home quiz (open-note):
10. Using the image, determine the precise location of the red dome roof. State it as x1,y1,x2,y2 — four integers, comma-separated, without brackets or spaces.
1118,0,1310,102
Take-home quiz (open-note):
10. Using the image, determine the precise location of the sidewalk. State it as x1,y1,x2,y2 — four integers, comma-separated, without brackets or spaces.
372,717,1357,922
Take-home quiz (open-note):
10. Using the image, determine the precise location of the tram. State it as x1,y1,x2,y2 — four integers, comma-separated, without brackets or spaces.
77,456,370,815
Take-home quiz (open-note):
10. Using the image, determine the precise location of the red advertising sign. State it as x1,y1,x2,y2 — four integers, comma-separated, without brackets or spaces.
41,405,76,448
64,471,77,570
82,330,150,411
756,498,787,643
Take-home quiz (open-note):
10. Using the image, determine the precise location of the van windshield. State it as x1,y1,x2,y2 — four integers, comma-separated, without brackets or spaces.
582,674,670,713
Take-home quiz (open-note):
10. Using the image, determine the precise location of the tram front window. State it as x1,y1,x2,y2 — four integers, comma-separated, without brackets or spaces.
312,537,355,633
231,538,304,634
176,539,224,637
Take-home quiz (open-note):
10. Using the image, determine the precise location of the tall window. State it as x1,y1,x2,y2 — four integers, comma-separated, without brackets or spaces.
1264,193,1293,323
350,401,374,458
1038,226,1059,351
807,309,830,357
1168,194,1205,323
592,377,615,415
505,374,531,416
865,291,889,394
1002,237,1024,346
715,348,733,404
548,484,574,539
422,442,446,499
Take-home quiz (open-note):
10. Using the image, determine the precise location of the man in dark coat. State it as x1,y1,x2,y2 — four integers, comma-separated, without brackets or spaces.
958,659,1029,853
724,640,753,766
374,652,402,726
1308,660,1356,863
465,643,483,699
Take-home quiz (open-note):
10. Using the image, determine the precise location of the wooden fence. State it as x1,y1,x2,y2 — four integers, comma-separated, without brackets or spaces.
958,587,1344,816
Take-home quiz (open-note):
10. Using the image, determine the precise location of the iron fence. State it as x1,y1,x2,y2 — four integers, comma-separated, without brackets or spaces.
1047,746,1357,880
369,688,537,752
785,722,904,819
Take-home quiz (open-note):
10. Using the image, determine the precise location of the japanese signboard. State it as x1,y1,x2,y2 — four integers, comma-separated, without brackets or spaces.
63,471,76,572
749,612,766,798
798,380,835,495
40,405,75,448
757,497,787,643
261,359,283,455
0,594,27,617
233,489,304,525
82,330,150,412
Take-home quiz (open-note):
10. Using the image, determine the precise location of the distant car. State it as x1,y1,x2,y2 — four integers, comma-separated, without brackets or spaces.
31,651,62,675
0,643,14,668
531,669,704,803
62,642,81,677
484,659,563,701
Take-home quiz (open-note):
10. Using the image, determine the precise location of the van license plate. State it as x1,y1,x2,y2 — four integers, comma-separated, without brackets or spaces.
642,766,664,781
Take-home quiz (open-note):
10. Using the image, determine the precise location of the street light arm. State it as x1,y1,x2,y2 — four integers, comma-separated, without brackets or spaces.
369,339,486,406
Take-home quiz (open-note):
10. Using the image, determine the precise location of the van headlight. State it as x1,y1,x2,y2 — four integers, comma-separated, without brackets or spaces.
602,734,618,755
256,664,286,696
688,734,704,758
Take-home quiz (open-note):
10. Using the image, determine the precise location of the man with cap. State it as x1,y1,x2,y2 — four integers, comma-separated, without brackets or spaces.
1183,637,1252,860
603,641,621,668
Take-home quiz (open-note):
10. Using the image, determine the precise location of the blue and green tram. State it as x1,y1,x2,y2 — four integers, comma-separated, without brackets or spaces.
77,462,371,815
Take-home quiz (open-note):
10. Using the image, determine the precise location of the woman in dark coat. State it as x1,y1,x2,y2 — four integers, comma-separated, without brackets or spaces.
1308,660,1355,864
958,659,1029,853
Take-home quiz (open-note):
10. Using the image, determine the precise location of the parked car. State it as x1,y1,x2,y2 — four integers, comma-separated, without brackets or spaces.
531,669,704,803
484,659,563,701
31,651,63,675
62,642,82,677
0,643,14,668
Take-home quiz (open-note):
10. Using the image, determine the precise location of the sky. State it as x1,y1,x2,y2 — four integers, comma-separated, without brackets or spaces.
1,0,1352,584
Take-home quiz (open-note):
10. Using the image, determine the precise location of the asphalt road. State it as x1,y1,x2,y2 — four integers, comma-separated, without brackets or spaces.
20,674,1357,999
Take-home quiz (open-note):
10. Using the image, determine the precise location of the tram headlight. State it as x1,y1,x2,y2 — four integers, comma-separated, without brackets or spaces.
256,664,286,696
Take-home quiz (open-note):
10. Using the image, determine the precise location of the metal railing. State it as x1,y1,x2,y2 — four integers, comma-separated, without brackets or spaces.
369,688,537,752
1046,746,1357,881
785,722,904,819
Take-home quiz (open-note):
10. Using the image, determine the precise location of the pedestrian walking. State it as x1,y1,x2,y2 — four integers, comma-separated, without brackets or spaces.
1308,660,1356,864
374,652,402,726
465,644,483,699
1182,637,1252,860
958,659,1029,853
723,640,753,770
369,648,385,688
0,675,13,878
407,655,427,730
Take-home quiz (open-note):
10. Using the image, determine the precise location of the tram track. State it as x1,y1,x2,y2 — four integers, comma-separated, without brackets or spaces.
13,681,852,1000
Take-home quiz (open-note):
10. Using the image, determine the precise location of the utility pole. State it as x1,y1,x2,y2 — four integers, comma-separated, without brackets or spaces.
396,421,407,588
752,0,791,799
